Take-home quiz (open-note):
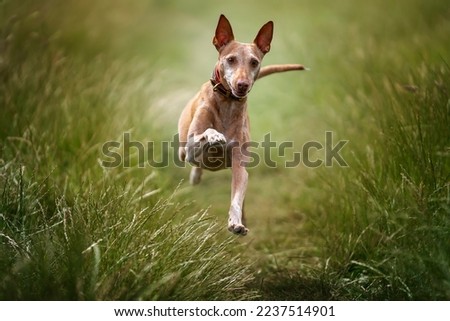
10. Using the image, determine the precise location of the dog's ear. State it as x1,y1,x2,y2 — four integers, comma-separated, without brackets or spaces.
213,14,235,51
254,21,273,54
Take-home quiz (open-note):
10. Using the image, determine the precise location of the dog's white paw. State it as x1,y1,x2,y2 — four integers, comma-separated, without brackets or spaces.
228,206,248,235
228,223,248,236
203,128,226,145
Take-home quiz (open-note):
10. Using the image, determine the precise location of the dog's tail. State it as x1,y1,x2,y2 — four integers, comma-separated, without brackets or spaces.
257,64,308,80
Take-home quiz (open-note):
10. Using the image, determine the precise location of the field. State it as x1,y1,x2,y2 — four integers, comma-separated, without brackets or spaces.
1,0,449,300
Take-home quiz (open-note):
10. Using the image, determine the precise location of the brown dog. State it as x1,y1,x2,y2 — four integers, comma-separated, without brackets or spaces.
178,14,306,235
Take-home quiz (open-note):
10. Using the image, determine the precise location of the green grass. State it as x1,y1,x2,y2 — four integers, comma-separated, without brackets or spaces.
1,0,449,300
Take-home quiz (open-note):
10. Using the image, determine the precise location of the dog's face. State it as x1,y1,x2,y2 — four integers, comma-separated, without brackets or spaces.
212,15,273,99
217,43,263,98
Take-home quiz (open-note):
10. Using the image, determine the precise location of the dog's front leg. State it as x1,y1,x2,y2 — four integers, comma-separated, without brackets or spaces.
185,128,227,185
185,128,226,164
228,155,249,235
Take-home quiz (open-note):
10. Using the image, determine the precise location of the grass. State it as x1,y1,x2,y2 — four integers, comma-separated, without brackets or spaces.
308,66,450,300
1,0,449,300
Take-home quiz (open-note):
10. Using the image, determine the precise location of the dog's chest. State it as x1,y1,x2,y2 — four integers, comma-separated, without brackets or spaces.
214,102,249,141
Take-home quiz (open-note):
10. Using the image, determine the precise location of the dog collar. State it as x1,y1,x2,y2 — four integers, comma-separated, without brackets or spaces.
210,69,246,102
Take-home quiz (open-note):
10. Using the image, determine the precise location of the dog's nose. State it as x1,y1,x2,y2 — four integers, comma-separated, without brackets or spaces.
237,81,250,93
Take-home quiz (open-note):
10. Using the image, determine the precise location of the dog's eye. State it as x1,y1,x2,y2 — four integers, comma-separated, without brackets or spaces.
227,56,236,64
250,59,259,68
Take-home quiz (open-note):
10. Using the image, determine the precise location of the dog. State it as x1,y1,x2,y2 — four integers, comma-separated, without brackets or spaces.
178,14,306,235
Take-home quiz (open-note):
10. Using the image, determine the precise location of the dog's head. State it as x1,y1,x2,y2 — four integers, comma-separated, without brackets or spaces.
212,14,273,99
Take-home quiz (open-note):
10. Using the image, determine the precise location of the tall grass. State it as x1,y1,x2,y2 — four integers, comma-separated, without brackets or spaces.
1,0,449,300
249,0,450,300
310,66,450,300
0,163,257,300
0,0,257,300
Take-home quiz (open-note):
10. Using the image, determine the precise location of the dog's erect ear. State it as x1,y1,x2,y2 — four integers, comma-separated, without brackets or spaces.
213,14,235,51
254,21,273,54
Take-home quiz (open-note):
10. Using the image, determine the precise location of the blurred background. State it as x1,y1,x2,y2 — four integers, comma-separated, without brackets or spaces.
0,0,449,300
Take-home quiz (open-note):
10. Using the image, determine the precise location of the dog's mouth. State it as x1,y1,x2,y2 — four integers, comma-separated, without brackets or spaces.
232,91,248,99
222,75,252,99
221,70,253,99
230,86,251,99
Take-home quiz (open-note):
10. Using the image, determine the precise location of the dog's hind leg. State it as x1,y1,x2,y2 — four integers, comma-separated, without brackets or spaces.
190,167,203,185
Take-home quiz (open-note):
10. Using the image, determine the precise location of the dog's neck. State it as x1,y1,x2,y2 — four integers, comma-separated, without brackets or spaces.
210,67,247,102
